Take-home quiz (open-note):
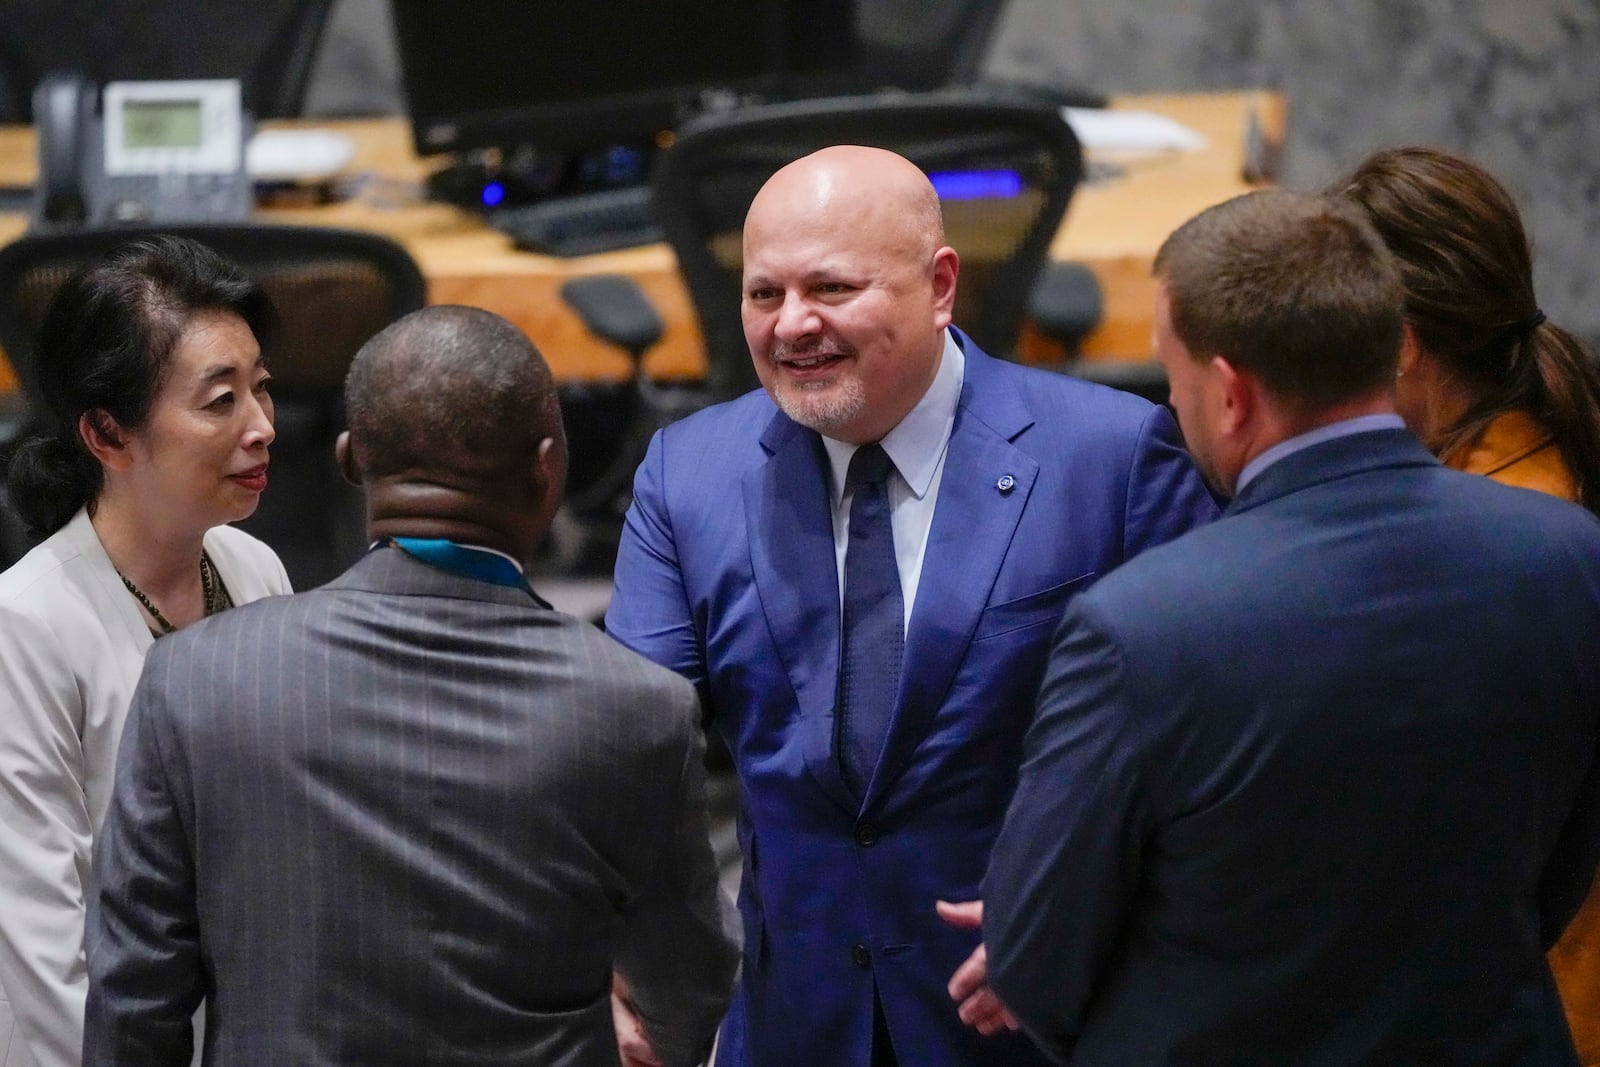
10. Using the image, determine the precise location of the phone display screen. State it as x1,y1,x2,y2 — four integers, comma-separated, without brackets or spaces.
121,100,204,149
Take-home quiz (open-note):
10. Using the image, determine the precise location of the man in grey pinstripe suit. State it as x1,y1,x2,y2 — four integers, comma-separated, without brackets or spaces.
83,306,737,1067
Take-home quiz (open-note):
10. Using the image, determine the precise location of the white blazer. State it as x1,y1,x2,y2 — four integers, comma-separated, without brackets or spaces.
0,509,290,1067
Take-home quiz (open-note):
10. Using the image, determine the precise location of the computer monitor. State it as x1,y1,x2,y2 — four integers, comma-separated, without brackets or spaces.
392,0,852,160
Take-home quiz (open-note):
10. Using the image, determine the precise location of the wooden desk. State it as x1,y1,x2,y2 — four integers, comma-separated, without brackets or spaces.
0,90,1283,395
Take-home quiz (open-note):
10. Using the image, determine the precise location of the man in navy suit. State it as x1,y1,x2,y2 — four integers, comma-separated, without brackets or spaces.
984,189,1600,1065
605,145,1218,1066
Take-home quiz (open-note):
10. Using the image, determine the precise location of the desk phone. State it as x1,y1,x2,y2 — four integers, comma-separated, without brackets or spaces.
33,75,252,229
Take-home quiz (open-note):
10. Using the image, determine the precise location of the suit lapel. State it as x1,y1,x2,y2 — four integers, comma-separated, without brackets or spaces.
864,346,1039,809
743,413,858,814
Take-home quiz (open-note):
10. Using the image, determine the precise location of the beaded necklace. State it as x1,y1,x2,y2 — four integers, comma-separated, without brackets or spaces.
116,551,231,636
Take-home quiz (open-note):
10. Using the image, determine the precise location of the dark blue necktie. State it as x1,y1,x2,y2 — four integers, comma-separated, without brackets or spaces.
838,443,904,797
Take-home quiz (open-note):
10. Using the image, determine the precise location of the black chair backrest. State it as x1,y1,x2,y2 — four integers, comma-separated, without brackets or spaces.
0,0,334,123
0,224,426,587
650,90,1083,401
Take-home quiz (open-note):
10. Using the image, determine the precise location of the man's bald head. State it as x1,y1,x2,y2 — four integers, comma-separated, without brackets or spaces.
344,305,561,484
746,145,946,267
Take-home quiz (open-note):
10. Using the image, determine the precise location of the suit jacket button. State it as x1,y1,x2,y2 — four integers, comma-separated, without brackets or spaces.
854,821,879,847
852,943,872,968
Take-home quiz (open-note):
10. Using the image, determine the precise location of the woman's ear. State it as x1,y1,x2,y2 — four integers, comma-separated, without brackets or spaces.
78,410,131,470
1397,322,1421,379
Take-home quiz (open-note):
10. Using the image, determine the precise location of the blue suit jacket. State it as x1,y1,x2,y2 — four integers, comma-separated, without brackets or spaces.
607,331,1218,1066
985,429,1600,1066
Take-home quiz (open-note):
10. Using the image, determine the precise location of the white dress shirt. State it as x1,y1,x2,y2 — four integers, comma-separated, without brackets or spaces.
821,329,965,629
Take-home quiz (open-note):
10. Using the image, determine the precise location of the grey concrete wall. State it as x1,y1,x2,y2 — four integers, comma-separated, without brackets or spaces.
302,0,402,117
986,0,1600,345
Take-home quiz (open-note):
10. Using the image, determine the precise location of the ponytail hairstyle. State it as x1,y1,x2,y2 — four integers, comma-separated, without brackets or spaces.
1335,146,1600,516
5,235,275,541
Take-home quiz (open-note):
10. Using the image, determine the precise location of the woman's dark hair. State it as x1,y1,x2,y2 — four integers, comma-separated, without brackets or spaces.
5,235,277,541
1336,146,1600,516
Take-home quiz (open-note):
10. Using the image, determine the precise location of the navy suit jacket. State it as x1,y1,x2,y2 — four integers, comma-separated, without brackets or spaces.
985,429,1600,1066
606,330,1219,1067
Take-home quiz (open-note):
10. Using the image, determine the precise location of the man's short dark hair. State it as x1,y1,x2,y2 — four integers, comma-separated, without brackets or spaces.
344,305,558,482
1153,189,1404,410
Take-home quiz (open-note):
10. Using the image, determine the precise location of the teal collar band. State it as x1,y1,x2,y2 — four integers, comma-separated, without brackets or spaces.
387,537,549,606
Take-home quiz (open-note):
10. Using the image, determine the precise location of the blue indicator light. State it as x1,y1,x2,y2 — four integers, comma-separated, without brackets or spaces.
928,170,1025,200
481,181,506,208
603,145,645,185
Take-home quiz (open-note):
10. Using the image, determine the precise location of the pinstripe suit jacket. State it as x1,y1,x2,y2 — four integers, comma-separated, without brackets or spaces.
82,545,737,1067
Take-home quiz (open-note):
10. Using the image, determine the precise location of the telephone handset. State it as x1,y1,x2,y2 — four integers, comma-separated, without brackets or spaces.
31,73,253,231
34,72,95,225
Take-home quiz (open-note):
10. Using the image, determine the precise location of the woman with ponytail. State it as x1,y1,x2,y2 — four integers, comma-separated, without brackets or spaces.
0,236,290,1067
1339,146,1600,1063
1338,146,1600,516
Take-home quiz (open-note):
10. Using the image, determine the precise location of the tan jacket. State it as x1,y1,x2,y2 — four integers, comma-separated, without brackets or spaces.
1447,409,1597,1065
1444,408,1579,500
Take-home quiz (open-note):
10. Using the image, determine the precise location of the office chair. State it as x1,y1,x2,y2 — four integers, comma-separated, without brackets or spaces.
0,224,425,588
536,275,709,575
1030,263,1171,405
0,0,334,123
650,89,1085,402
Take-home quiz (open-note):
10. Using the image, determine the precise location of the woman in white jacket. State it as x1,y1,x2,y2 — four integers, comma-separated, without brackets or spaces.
0,236,292,1067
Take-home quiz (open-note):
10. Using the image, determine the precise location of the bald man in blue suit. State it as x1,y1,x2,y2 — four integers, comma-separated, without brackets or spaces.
606,146,1218,1066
